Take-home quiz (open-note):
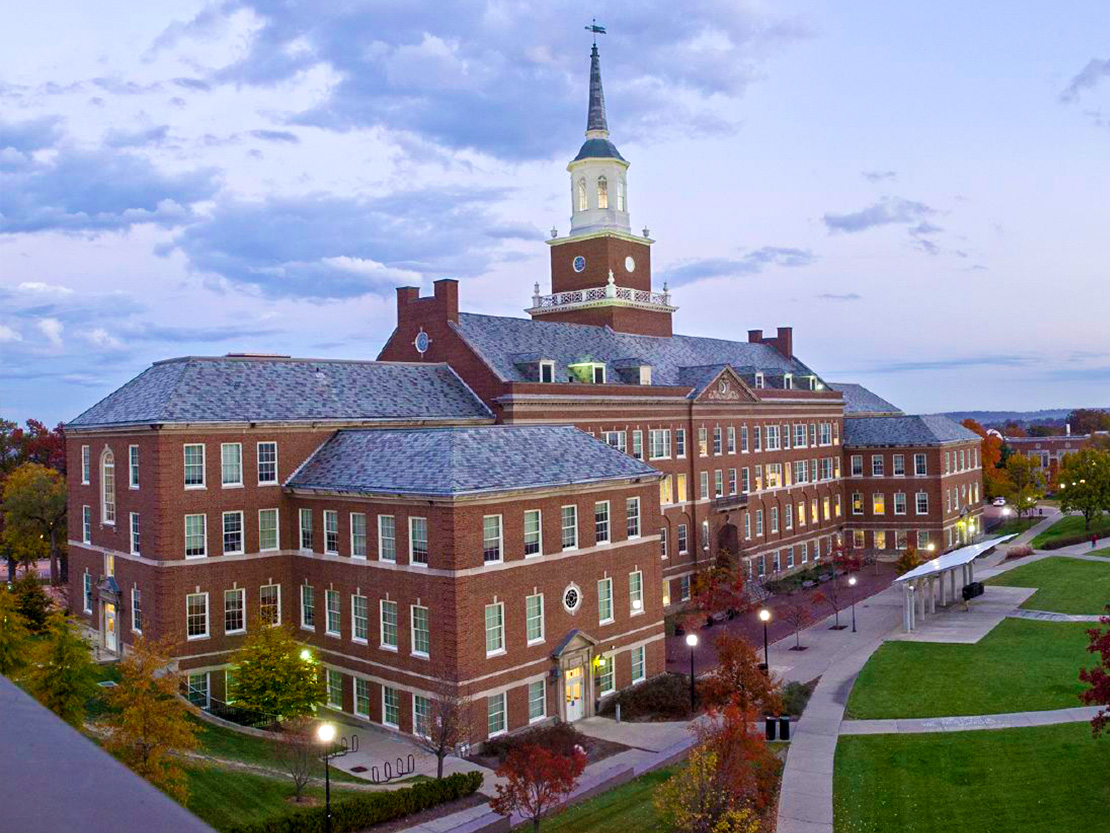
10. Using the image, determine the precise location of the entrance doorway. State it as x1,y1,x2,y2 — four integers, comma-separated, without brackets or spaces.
564,666,584,722
104,603,117,653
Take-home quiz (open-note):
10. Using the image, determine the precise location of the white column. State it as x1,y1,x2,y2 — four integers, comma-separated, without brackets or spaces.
969,560,975,583
950,568,957,601
929,577,937,614
903,583,912,632
940,570,948,606
917,579,926,621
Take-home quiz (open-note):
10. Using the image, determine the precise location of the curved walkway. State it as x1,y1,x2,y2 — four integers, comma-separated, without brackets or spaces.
840,705,1104,736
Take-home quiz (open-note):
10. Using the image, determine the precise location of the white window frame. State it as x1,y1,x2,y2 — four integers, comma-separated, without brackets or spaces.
81,445,90,484
597,577,614,625
224,587,246,635
487,691,507,737
100,448,116,525
539,360,555,383
128,444,140,489
526,593,545,645
354,678,371,718
378,515,396,562
409,516,429,565
258,508,280,552
185,513,208,559
380,599,399,651
350,512,368,560
83,572,93,614
482,514,503,563
300,584,315,630
411,604,430,658
129,512,140,555
324,510,339,555
528,680,546,723
186,592,210,641
561,505,578,551
916,492,929,515
82,505,92,544
325,589,341,637
626,497,641,539
183,443,206,489
485,602,505,657
299,508,313,551
260,583,281,626
631,645,646,684
914,453,927,476
351,594,369,644
131,586,142,633
382,685,401,728
629,570,644,615
221,442,243,488
594,500,611,545
327,669,343,709
524,509,543,557
257,441,279,485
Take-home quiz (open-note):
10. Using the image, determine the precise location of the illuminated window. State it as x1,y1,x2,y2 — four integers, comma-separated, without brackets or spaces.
597,175,609,209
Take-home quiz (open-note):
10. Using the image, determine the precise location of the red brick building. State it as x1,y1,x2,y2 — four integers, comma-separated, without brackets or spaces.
64,43,983,743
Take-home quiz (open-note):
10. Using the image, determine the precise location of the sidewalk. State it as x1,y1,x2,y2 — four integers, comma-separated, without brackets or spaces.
841,705,1104,735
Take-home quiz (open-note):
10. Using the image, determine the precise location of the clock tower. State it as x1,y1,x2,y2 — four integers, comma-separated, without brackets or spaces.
528,41,676,336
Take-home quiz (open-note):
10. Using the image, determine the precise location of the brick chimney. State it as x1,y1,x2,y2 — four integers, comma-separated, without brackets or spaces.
747,329,763,344
434,279,459,323
774,326,793,359
395,280,459,326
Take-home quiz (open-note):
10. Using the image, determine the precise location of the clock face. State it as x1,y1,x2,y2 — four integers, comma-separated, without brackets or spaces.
572,255,586,273
413,330,430,354
563,584,581,613
625,256,636,273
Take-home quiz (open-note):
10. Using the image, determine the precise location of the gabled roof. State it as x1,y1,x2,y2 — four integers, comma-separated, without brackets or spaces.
843,414,980,447
453,313,824,391
287,425,660,498
68,357,493,428
827,382,903,416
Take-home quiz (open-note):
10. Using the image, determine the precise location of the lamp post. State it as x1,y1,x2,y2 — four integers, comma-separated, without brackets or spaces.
848,575,858,633
685,633,698,710
758,608,771,673
317,722,336,833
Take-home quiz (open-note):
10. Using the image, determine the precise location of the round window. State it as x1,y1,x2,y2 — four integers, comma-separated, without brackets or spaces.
413,330,430,354
563,584,581,613
625,256,636,273
573,255,586,273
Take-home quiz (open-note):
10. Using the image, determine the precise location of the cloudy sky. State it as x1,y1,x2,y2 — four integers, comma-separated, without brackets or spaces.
2,1,1109,426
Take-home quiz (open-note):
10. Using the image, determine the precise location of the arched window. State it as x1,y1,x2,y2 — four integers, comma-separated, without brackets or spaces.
576,179,588,212
101,448,116,525
616,178,626,212
597,176,609,209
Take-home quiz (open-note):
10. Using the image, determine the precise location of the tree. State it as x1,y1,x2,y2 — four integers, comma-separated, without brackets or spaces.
699,632,782,715
26,611,98,727
0,584,31,676
780,597,813,650
963,419,1008,499
685,552,751,629
104,636,201,803
227,621,325,720
896,544,924,576
12,573,52,633
1,463,67,584
412,675,474,779
695,703,782,814
1079,607,1110,738
1067,409,1110,435
1057,448,1110,531
654,744,760,833
271,716,318,802
490,744,586,833
1002,453,1044,518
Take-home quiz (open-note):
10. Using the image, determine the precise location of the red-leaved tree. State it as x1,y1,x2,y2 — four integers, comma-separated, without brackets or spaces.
684,552,751,630
781,597,814,650
1079,606,1110,738
695,702,782,814
699,632,782,715
490,744,587,832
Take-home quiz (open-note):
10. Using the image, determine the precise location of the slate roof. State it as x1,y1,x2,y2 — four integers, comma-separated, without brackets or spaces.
573,137,626,162
453,313,824,391
843,414,980,447
827,382,903,416
68,357,493,428
287,425,660,497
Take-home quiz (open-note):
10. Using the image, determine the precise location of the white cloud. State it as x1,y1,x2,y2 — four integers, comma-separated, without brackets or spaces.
0,324,23,342
320,256,423,284
17,281,73,295
81,327,124,349
37,317,64,348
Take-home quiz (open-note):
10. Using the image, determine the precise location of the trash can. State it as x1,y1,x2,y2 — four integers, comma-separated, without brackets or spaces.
765,715,777,741
778,715,791,741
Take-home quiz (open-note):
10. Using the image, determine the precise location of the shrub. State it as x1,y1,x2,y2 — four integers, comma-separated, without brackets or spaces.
1005,544,1034,560
781,680,817,717
223,771,483,833
598,673,692,721
1042,530,1110,550
481,722,587,763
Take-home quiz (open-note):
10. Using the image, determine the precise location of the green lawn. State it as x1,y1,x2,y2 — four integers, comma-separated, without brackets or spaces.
986,556,1110,615
537,765,678,832
834,722,1110,833
988,516,1038,537
186,765,359,832
1092,547,1110,559
845,619,1094,719
1030,514,1110,548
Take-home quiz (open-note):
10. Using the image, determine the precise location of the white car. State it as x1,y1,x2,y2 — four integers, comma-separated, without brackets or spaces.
992,497,1006,507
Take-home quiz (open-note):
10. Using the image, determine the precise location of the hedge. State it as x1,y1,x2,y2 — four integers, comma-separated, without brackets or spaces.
223,771,484,833
1041,529,1110,550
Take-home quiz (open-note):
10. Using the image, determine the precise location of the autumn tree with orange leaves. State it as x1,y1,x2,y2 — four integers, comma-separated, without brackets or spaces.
699,632,782,716
490,744,587,832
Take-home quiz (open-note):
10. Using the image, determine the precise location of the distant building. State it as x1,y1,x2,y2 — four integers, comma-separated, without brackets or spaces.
1003,430,1103,479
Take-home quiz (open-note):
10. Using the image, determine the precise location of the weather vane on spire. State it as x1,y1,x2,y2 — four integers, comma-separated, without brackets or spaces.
585,18,606,45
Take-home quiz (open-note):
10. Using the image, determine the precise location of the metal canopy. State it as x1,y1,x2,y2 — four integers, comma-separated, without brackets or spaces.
894,535,1017,583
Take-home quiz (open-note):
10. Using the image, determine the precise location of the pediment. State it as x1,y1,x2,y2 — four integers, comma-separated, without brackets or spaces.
551,628,598,658
695,366,758,404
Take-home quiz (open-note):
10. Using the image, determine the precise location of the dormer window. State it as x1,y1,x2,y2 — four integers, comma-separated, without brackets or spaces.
784,373,793,390
593,365,606,384
577,179,588,212
755,372,765,389
540,361,555,384
597,176,609,209
568,361,606,384
810,375,820,391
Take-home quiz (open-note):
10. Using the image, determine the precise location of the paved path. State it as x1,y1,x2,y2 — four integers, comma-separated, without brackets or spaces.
1010,609,1106,623
841,705,1104,735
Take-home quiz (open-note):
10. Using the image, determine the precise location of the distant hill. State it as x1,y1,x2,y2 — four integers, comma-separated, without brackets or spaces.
938,408,1109,427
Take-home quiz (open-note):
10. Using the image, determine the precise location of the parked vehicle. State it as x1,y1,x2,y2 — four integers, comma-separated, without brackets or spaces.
992,497,1006,507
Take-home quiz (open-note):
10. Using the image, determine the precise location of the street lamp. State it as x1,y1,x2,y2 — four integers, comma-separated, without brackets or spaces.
684,633,698,710
317,722,337,833
758,608,771,673
848,575,858,633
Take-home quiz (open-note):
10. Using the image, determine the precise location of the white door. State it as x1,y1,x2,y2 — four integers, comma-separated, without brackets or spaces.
104,603,117,653
564,666,584,722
